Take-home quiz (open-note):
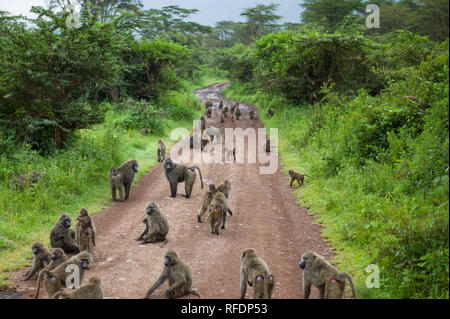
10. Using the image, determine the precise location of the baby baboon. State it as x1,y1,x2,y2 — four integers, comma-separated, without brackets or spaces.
268,108,274,117
235,107,241,120
157,140,166,163
206,191,233,235
34,251,93,299
240,248,275,299
50,214,79,254
23,242,52,281
9,170,43,190
52,277,104,299
206,107,212,118
217,180,232,199
249,110,255,120
136,202,169,245
109,168,125,202
218,100,224,109
163,158,204,198
47,248,68,271
299,251,357,299
75,208,96,254
143,250,200,299
197,184,218,223
113,159,138,201
288,169,314,187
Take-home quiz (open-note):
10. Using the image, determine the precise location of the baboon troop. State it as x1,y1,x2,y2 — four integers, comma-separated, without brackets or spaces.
9,170,43,190
109,159,138,201
34,251,93,298
23,242,52,281
197,184,218,223
143,250,200,299
52,277,104,299
268,108,275,117
50,214,79,254
157,140,166,163
240,248,275,299
299,251,357,299
75,208,96,254
136,202,169,245
163,158,204,198
288,169,314,187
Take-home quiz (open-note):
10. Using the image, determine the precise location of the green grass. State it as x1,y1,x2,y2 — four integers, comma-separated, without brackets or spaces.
0,88,204,285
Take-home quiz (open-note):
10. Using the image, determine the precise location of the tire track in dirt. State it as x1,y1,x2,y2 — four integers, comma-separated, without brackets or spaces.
8,82,334,299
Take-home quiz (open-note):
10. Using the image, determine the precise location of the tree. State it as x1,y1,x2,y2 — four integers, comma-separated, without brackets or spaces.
240,3,281,43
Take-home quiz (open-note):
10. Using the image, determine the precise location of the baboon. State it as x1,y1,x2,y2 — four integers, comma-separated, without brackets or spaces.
50,214,79,254
197,184,218,223
220,110,225,123
163,158,204,198
47,248,68,271
205,126,224,144
157,140,166,163
206,107,212,118
231,103,239,113
231,112,235,122
299,251,357,299
190,133,209,151
206,191,233,235
235,107,241,120
288,170,314,187
140,128,149,135
143,250,200,299
268,108,275,117
136,202,169,245
217,180,231,199
34,251,93,299
200,116,206,131
110,159,139,201
264,139,271,153
218,100,224,109
109,168,125,202
9,170,43,190
205,100,213,109
23,242,52,281
240,248,275,299
52,277,104,299
75,208,96,254
250,110,255,120
223,106,229,118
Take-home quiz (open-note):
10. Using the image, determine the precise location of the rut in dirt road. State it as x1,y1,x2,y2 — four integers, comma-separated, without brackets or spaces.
11,82,334,299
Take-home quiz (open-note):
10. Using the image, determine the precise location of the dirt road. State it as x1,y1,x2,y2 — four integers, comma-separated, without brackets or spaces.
9,82,334,299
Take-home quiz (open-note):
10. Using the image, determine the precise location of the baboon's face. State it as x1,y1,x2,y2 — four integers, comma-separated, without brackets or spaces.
299,252,315,269
79,209,88,217
288,170,293,176
146,202,158,215
208,184,215,191
132,163,139,173
32,245,40,255
51,252,58,260
60,216,72,228
163,159,175,170
164,251,178,266
81,258,90,269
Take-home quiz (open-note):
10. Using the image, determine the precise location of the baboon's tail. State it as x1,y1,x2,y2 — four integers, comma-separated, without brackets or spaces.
34,269,51,299
190,165,204,189
304,175,315,180
338,272,357,299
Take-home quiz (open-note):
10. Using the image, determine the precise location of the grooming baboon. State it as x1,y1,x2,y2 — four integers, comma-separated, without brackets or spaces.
115,159,138,201
136,202,169,245
197,184,218,223
288,170,314,187
34,251,93,299
206,191,233,235
218,100,223,109
250,110,255,120
217,180,231,199
268,108,275,117
52,277,104,299
157,140,166,163
299,251,357,299
50,214,79,254
75,208,96,254
109,168,125,202
9,170,43,190
240,248,275,299
235,107,241,120
23,242,52,281
143,250,200,299
200,116,206,131
163,158,204,198
47,248,69,271
206,107,212,118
